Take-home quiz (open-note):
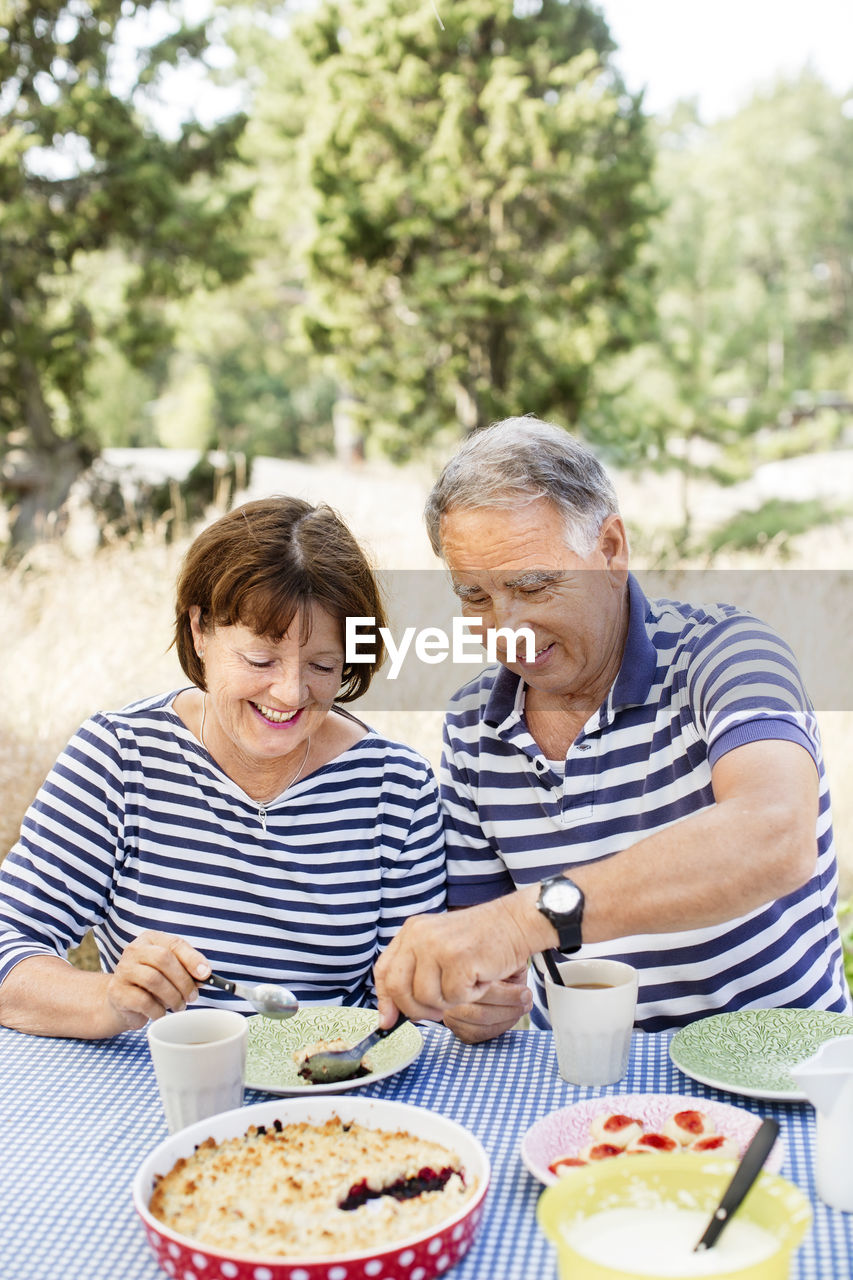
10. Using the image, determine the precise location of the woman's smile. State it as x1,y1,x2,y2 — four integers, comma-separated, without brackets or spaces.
251,701,302,725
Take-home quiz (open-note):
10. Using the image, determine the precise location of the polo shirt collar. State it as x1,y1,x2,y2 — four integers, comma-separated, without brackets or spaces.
482,572,656,728
483,662,524,731
610,573,658,711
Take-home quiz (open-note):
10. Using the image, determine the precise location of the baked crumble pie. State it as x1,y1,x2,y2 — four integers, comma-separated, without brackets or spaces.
149,1115,476,1257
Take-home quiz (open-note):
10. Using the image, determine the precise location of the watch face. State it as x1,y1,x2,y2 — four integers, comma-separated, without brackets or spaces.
544,879,582,915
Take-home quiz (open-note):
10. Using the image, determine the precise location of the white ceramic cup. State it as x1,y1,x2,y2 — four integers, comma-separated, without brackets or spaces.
147,1008,248,1133
544,957,639,1086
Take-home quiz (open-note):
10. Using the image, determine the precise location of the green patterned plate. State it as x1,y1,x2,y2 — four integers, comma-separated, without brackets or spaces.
245,1006,423,1095
670,1008,853,1100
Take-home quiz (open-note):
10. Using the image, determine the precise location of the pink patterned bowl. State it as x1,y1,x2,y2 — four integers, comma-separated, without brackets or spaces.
521,1094,785,1185
132,1096,490,1280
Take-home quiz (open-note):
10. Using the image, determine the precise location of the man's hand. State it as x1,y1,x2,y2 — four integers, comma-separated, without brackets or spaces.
442,967,532,1044
104,930,211,1030
375,888,547,1030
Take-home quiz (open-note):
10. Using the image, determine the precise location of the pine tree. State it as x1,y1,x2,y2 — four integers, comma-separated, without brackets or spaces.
269,0,656,454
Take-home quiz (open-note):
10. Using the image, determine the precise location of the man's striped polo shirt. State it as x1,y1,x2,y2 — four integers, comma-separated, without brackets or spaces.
442,574,851,1030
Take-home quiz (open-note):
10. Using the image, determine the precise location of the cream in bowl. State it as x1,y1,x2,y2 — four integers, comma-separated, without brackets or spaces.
537,1153,811,1280
564,1206,778,1275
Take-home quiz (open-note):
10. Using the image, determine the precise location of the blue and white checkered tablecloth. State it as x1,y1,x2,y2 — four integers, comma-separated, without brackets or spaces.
1,1022,850,1280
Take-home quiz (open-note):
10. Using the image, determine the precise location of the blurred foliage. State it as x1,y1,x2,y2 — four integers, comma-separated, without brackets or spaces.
249,0,657,454
169,279,338,460
3,3,853,558
706,497,846,557
598,73,853,550
0,0,251,551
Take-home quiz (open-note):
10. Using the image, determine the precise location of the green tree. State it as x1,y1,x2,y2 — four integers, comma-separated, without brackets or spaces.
173,276,338,460
603,74,853,554
0,0,250,549
258,0,656,455
623,102,763,550
713,72,853,401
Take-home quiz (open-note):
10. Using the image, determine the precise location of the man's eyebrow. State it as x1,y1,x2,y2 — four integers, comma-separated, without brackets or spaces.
504,570,566,589
450,569,566,598
451,581,484,600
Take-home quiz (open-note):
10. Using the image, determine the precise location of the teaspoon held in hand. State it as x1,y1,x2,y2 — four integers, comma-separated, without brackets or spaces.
203,972,299,1020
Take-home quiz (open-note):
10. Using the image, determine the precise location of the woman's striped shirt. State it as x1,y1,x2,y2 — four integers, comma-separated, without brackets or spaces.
443,575,851,1031
0,692,446,1011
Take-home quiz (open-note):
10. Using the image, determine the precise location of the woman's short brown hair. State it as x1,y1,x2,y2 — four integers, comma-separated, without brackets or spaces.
174,497,387,702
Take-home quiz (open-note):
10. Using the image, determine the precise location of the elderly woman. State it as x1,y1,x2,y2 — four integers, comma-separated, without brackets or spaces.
0,497,446,1038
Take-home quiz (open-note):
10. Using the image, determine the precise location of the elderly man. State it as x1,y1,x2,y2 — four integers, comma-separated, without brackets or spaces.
375,416,851,1041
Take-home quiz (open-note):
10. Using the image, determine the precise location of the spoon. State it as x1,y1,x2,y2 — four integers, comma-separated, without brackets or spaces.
299,1011,409,1083
541,950,566,986
694,1117,780,1252
203,972,299,1020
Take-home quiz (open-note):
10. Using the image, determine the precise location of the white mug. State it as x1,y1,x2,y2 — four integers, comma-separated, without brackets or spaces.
544,957,638,1086
147,1008,248,1133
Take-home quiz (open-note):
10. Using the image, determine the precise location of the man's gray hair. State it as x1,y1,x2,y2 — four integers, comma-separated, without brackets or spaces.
424,416,620,557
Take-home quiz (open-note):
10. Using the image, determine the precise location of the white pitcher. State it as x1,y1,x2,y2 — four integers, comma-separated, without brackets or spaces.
789,1035,853,1212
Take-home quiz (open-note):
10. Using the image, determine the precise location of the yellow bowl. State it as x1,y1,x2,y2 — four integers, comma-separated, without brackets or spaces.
537,1153,811,1280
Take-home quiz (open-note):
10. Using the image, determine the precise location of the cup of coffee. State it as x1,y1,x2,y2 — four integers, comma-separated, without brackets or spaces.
147,1008,248,1133
544,958,638,1086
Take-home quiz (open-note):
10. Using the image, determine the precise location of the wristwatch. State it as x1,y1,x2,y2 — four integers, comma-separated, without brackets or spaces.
536,874,585,953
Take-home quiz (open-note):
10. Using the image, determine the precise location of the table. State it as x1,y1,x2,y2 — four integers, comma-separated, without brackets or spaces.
1,1022,851,1280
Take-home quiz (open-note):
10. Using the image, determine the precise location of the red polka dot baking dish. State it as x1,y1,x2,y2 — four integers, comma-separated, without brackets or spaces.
132,1096,490,1280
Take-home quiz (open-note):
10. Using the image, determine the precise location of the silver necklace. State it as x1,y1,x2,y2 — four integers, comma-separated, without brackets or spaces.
282,734,312,791
199,693,312,796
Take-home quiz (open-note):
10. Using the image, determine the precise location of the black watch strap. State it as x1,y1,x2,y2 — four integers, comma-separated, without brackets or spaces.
552,915,582,953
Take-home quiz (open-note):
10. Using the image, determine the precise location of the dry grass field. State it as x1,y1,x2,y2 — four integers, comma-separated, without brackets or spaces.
1,452,851,923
